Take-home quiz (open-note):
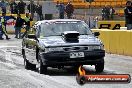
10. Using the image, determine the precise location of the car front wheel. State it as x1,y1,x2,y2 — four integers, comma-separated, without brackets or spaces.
95,59,104,73
36,51,47,74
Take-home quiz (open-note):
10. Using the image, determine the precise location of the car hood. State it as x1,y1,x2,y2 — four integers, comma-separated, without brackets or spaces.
38,35,102,47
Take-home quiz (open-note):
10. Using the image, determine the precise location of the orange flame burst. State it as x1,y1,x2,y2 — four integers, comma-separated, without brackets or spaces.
78,65,86,76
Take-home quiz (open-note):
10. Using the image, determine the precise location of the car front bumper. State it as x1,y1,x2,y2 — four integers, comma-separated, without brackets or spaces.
41,50,105,66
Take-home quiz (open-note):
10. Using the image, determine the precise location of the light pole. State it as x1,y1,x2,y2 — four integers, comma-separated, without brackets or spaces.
85,0,94,28
30,0,32,14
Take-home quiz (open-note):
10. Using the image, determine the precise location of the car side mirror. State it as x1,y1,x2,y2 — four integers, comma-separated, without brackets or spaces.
94,32,100,36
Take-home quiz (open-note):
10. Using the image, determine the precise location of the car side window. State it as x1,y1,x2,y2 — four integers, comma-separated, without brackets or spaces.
36,25,41,38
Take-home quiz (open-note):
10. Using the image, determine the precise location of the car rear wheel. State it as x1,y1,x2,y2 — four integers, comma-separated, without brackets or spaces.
23,49,36,70
95,59,104,73
24,56,36,70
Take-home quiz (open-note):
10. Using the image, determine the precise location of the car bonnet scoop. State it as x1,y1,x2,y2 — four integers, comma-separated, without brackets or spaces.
62,31,79,43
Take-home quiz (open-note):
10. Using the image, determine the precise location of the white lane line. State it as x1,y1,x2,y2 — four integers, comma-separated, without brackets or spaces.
5,52,12,62
0,62,17,68
0,46,19,49
1,51,13,62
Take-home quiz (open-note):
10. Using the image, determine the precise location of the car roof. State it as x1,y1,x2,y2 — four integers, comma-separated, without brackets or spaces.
36,19,82,24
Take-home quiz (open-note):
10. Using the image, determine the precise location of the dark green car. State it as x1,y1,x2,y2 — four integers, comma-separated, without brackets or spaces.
22,19,105,74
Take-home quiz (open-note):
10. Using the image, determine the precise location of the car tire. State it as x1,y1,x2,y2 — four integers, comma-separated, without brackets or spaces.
95,59,104,73
23,49,36,70
37,59,47,74
22,49,25,58
37,51,47,74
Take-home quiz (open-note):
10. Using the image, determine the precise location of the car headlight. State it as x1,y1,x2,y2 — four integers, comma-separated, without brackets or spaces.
100,44,104,50
45,47,63,53
39,43,45,50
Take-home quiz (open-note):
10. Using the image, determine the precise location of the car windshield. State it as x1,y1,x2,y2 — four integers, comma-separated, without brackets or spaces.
40,21,92,37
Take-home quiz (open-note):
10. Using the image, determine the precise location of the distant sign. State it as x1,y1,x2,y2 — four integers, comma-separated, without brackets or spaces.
0,15,26,33
6,19,16,33
0,16,16,33
97,21,125,30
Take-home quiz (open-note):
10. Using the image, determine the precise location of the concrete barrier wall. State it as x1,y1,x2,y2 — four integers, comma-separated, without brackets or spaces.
92,29,132,56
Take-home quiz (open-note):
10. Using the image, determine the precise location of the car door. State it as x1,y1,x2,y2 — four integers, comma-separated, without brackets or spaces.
24,27,38,64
